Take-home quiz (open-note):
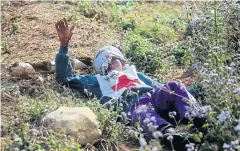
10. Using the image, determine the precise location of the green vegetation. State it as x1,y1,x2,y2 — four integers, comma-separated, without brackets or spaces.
2,1,240,151
1,37,9,54
11,20,19,34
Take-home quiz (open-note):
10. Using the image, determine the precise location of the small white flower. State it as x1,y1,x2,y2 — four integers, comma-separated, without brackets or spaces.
31,129,39,136
169,111,177,117
209,72,218,77
234,123,240,132
190,110,198,118
200,67,208,73
185,104,201,119
84,88,88,94
203,62,209,66
226,66,234,72
231,139,239,145
186,143,195,150
135,105,148,114
233,87,240,95
152,131,163,138
147,122,153,127
230,147,235,151
152,146,159,151
227,79,234,85
167,135,173,141
129,130,135,135
185,112,190,119
198,105,212,118
139,137,147,146
49,117,55,122
139,146,144,151
223,143,231,149
143,118,150,124
192,64,197,69
217,111,230,124
13,147,19,151
134,132,139,136
230,62,236,66
121,112,127,117
201,79,210,84
150,116,156,122
148,125,158,132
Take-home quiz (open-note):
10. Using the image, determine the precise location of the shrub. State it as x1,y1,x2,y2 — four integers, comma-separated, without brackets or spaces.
181,1,240,149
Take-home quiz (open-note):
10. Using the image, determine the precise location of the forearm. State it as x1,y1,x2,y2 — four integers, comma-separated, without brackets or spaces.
55,46,73,83
138,72,164,88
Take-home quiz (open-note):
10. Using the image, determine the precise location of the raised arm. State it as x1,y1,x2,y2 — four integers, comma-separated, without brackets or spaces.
55,46,72,83
54,19,75,83
54,19,99,96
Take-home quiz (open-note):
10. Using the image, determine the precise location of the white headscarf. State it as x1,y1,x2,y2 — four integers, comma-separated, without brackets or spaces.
94,46,125,75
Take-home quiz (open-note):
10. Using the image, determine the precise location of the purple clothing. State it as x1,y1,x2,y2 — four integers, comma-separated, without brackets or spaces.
130,81,193,138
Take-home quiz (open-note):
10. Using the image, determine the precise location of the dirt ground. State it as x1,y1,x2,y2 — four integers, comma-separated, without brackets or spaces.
1,1,122,75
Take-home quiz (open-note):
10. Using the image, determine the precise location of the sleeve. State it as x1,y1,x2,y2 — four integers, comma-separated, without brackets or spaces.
55,46,73,83
137,72,164,88
54,46,98,93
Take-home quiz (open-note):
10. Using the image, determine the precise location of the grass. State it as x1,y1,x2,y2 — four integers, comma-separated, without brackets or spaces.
1,37,9,54
2,1,240,151
108,2,185,42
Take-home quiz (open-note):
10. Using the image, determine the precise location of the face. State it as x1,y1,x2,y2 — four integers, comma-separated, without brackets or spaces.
108,57,126,72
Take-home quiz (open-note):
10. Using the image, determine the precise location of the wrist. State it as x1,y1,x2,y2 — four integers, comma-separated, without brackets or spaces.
59,46,68,54
60,42,69,47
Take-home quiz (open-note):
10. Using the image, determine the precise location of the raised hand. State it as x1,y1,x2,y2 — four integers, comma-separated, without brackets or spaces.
55,18,74,47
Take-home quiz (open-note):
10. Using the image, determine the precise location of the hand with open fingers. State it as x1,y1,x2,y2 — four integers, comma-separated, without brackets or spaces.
55,18,74,47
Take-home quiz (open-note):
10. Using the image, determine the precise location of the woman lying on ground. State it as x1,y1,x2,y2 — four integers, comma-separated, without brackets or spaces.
54,18,207,151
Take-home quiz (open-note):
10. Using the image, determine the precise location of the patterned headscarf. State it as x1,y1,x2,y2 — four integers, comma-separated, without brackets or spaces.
94,46,125,75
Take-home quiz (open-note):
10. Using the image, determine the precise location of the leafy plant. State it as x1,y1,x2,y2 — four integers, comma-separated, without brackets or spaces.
11,20,19,33
1,37,9,54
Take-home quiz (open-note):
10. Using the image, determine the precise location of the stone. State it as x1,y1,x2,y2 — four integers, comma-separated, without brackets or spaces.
9,62,35,78
71,59,88,69
42,107,102,145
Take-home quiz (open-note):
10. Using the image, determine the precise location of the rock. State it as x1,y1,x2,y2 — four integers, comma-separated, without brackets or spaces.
30,62,46,71
42,107,102,145
76,57,93,66
71,59,88,69
46,61,55,73
9,62,35,78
